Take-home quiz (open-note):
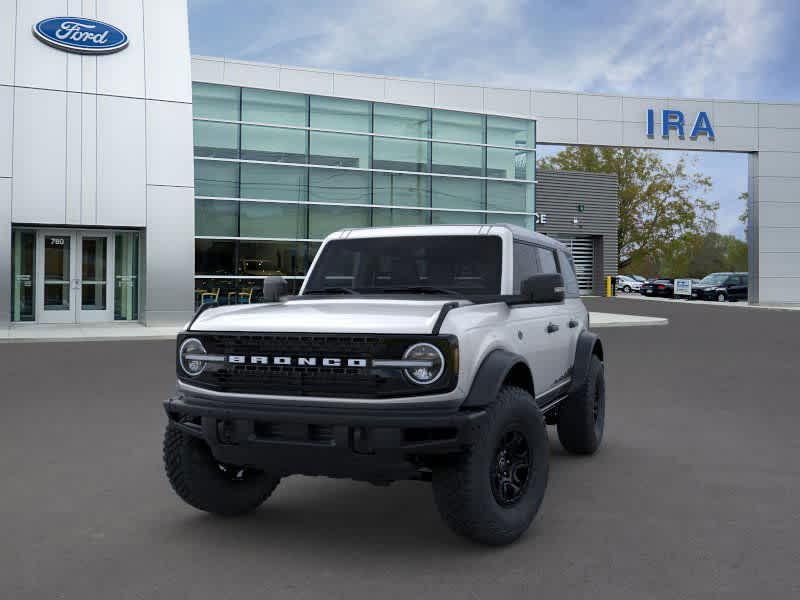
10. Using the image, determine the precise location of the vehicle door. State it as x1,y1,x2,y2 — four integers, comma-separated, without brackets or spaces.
557,249,585,363
506,242,572,399
733,275,747,300
739,275,750,300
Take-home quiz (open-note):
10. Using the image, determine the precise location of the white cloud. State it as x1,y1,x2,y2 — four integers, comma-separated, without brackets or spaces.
229,0,781,100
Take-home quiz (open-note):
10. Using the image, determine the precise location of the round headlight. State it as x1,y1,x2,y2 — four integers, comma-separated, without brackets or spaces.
179,337,207,377
403,343,445,385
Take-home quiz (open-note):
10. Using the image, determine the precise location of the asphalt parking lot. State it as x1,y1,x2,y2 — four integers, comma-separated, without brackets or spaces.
1,298,799,599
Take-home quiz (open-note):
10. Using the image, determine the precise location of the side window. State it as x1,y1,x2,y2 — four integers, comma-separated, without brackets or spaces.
536,247,560,274
557,250,581,298
513,242,540,293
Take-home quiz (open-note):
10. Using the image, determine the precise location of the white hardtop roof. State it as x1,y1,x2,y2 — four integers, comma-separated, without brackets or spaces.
326,224,567,251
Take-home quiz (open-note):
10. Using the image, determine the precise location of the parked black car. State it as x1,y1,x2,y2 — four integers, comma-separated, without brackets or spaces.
640,278,674,298
691,272,748,302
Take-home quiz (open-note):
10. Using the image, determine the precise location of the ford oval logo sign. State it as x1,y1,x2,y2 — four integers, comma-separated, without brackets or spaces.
32,17,128,55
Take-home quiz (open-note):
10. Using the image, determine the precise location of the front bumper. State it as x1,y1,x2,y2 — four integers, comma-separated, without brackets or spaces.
164,393,485,482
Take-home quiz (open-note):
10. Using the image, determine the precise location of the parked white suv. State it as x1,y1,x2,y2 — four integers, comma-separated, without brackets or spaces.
616,275,643,293
163,224,606,545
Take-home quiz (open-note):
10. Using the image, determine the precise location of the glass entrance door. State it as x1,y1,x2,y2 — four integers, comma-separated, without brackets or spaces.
35,231,114,323
37,231,75,323
78,232,113,322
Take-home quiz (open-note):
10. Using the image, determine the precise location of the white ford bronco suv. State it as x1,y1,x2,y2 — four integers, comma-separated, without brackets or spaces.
164,224,605,545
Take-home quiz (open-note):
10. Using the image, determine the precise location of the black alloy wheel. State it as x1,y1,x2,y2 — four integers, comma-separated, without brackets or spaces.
490,429,532,506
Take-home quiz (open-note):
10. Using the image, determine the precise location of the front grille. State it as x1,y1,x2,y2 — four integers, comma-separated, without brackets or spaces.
179,333,457,399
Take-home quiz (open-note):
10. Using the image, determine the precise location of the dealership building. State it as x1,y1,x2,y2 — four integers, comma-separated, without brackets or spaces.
2,1,800,327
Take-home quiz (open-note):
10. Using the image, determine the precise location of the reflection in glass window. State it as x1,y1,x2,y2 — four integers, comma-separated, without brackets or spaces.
241,125,306,163
309,169,371,204
238,241,306,276
373,137,428,172
239,201,308,239
308,205,371,238
432,110,484,143
373,173,430,207
195,240,237,275
487,181,533,212
194,160,239,198
196,199,239,237
374,103,429,137
487,116,534,148
11,230,35,322
192,83,240,120
311,96,370,131
486,148,533,180
241,164,307,201
310,131,370,168
193,121,239,158
513,242,540,293
432,177,484,210
372,207,429,227
431,143,483,176
242,88,307,126
431,210,485,225
537,246,560,274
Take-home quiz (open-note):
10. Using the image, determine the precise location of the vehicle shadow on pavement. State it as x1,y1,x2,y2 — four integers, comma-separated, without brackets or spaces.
153,436,599,559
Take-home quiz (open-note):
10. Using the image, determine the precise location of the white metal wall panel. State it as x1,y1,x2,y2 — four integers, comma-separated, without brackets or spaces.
13,0,69,90
65,91,82,223
0,1,15,85
146,99,194,187
0,85,12,178
0,178,11,324
80,92,97,224
96,94,146,226
11,87,67,224
145,184,194,324
223,61,279,89
142,0,192,103
96,0,145,98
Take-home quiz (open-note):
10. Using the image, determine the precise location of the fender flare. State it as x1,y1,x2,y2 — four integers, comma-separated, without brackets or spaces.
461,349,533,408
568,330,604,396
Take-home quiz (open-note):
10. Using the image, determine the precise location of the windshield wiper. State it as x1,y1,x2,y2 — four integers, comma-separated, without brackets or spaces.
374,285,461,296
303,286,359,295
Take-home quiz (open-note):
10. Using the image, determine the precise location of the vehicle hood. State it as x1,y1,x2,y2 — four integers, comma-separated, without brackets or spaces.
189,298,463,334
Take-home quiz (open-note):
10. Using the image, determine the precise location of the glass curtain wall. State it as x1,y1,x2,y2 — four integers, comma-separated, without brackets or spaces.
192,82,536,305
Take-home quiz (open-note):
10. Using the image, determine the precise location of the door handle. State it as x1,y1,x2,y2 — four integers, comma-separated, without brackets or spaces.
546,322,559,334
568,319,579,328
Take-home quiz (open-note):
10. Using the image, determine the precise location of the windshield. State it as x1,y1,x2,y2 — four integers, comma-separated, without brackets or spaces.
303,235,503,295
699,273,729,285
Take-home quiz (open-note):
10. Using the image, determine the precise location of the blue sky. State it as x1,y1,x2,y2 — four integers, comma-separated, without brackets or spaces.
188,0,800,239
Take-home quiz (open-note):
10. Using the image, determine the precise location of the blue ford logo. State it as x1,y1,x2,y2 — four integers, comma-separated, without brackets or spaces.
32,17,128,54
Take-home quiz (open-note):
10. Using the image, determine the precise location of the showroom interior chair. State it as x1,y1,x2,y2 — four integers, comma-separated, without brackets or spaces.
200,288,220,304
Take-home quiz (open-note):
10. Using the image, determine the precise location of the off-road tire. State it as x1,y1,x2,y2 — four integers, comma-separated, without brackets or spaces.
557,355,605,454
432,386,549,546
164,424,280,516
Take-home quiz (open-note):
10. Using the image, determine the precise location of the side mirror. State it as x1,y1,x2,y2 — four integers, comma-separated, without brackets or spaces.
262,276,288,302
516,273,565,304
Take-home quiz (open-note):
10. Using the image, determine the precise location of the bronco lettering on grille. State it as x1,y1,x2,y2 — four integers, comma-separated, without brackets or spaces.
227,355,368,368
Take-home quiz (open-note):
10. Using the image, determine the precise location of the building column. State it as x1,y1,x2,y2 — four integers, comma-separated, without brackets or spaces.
749,150,800,305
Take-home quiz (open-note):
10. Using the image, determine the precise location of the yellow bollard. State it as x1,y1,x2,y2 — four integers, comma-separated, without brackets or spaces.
606,276,613,297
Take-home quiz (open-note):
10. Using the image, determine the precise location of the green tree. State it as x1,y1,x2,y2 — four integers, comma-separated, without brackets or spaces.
538,146,717,270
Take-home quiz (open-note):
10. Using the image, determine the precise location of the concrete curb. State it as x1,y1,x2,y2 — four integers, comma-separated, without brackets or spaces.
589,312,669,328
